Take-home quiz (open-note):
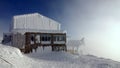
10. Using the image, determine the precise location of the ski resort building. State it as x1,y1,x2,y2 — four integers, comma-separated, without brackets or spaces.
2,13,67,53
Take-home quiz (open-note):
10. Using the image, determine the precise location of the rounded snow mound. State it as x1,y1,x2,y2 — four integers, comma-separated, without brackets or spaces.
0,44,23,58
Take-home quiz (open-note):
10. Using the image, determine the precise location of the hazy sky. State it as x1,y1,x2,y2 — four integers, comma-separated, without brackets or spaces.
0,0,120,61
63,0,120,61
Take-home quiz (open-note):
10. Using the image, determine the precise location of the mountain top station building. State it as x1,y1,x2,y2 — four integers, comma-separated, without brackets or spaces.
2,13,67,53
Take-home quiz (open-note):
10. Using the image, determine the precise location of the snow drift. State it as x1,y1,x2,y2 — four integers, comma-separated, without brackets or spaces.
0,44,120,68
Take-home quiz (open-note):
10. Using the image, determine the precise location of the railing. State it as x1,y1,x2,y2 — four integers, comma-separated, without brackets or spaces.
53,41,65,44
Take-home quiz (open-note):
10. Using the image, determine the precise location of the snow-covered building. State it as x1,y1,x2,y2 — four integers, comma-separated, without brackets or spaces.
2,13,67,53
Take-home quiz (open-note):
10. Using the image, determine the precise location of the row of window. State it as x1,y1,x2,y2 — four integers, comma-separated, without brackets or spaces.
54,35,65,41
30,34,65,43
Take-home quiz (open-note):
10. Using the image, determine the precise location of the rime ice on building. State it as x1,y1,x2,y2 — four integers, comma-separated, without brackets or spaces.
2,13,67,53
67,38,85,54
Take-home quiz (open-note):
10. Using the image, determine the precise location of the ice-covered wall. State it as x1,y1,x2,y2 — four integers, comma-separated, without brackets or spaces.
11,13,61,32
12,33,25,48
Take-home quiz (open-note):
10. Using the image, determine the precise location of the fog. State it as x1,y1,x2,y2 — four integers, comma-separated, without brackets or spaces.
63,0,120,61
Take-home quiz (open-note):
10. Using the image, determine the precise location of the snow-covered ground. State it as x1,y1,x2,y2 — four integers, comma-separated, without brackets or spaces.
0,44,120,68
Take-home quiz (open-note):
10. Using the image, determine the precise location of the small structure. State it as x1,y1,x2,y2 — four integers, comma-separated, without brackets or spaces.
67,38,85,54
2,13,67,53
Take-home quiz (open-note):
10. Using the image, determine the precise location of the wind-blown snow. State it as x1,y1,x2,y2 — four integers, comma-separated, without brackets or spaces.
0,44,120,68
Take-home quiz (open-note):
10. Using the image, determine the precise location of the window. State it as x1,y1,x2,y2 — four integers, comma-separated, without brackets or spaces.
54,35,65,41
30,34,35,44
41,34,51,41
42,36,44,41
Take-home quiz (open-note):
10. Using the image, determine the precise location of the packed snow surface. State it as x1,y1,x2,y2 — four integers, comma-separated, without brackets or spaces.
0,44,120,68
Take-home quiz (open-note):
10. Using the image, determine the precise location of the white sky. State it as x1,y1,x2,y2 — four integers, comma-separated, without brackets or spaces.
63,0,120,61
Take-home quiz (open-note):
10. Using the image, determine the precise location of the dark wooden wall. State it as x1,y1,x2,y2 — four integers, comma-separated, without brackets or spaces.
24,32,67,53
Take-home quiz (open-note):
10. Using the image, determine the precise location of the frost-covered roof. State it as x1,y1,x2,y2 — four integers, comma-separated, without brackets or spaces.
11,13,61,31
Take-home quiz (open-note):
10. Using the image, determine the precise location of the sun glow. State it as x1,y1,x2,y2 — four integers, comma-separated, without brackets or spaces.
106,23,120,59
84,20,120,61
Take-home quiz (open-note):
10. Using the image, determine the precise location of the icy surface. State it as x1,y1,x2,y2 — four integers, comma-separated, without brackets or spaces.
0,44,120,68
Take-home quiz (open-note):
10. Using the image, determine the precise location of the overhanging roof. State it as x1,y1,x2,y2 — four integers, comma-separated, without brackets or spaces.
11,29,66,34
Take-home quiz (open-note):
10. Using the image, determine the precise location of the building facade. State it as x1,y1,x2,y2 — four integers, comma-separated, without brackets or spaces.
2,13,67,53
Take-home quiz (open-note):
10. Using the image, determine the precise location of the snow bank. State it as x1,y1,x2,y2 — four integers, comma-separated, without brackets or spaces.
0,44,23,58
0,44,120,68
0,44,32,68
26,47,120,68
26,47,76,62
